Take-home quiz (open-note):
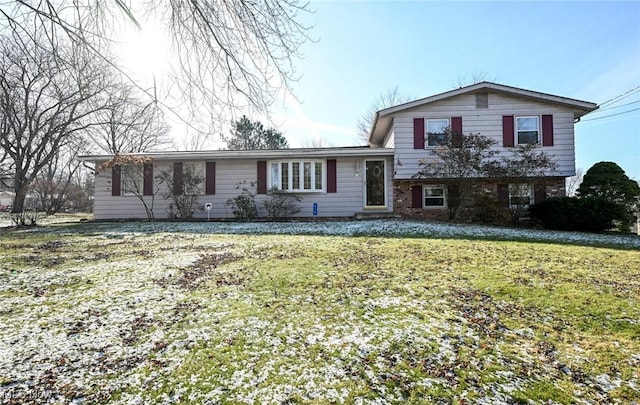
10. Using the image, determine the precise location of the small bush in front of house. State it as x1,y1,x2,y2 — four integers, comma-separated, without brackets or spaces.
263,190,302,220
470,193,510,225
530,196,626,233
225,182,257,221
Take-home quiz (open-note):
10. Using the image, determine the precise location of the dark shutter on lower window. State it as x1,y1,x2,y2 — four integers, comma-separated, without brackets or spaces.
497,184,509,207
257,160,267,194
143,163,153,196
502,116,515,147
111,166,121,196
205,162,216,195
412,185,423,208
173,162,183,196
542,115,554,146
451,117,463,148
327,159,337,193
534,184,547,203
413,118,425,149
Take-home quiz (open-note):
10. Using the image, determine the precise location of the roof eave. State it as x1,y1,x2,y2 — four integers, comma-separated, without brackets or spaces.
78,146,395,163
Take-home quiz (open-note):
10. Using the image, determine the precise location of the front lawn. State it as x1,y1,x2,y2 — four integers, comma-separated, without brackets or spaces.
1,220,638,404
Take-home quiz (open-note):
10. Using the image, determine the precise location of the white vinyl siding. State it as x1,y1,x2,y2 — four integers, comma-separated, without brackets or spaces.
93,157,393,220
391,92,577,180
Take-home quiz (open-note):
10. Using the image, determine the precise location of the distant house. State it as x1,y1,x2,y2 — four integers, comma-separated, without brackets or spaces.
0,191,14,210
81,82,598,221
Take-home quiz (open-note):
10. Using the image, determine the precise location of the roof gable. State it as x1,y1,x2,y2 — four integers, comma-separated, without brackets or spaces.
369,82,599,145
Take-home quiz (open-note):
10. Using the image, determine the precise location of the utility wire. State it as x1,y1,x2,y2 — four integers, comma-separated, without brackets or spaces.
596,99,640,112
581,106,640,122
598,84,640,107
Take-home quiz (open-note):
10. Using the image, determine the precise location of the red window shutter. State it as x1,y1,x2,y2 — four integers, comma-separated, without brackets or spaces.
111,166,121,196
412,185,423,208
327,159,337,193
534,184,546,203
451,117,463,148
497,184,509,207
257,160,267,194
143,163,153,196
173,162,183,196
502,116,515,147
413,118,425,149
205,162,216,195
542,115,554,146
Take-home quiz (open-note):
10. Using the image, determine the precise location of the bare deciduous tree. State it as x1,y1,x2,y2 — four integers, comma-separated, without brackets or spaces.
451,71,496,89
356,86,411,144
0,1,312,133
565,168,584,197
0,33,110,213
86,84,171,154
31,144,86,215
300,136,334,148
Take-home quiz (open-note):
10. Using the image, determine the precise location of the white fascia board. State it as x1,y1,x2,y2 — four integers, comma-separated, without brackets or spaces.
78,147,395,162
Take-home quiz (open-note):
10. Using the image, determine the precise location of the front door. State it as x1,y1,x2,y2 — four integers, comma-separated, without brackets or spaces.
364,160,386,207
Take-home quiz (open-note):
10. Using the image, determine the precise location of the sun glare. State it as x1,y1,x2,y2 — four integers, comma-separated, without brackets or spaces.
120,22,170,78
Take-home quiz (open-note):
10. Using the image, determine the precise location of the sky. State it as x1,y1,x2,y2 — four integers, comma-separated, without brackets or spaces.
123,1,640,181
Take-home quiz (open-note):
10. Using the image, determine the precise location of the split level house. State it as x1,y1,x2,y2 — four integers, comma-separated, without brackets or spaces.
81,82,598,221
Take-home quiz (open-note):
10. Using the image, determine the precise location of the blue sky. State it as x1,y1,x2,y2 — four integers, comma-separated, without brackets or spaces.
275,1,640,180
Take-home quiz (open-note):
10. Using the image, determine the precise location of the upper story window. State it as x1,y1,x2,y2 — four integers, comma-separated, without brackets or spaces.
122,165,143,195
426,118,449,147
516,116,539,145
270,160,324,192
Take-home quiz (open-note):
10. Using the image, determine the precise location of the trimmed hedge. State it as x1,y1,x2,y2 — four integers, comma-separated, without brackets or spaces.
530,196,626,233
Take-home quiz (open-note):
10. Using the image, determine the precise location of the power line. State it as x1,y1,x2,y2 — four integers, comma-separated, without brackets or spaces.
596,99,640,112
599,84,640,107
581,106,640,122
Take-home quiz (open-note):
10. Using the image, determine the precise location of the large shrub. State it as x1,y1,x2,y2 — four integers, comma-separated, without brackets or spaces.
530,196,626,233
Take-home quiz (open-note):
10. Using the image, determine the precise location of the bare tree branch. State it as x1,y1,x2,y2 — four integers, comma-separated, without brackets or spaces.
356,86,411,144
1,1,313,135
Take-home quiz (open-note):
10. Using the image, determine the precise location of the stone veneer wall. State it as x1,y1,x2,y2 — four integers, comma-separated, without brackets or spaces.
394,177,566,221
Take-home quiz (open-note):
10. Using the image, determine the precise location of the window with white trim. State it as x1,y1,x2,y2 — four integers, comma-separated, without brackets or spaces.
516,116,539,145
184,162,205,195
269,160,324,192
424,185,447,208
508,183,532,208
122,165,143,195
426,118,449,147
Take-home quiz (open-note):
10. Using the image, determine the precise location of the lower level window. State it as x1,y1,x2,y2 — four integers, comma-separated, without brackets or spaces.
424,185,446,208
509,183,532,207
270,160,324,192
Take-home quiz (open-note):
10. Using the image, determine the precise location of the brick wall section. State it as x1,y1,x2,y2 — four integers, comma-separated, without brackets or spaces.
394,177,566,221
393,182,449,220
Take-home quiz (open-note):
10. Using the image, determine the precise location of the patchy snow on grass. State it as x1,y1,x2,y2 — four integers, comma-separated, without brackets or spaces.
37,218,640,249
1,219,638,404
